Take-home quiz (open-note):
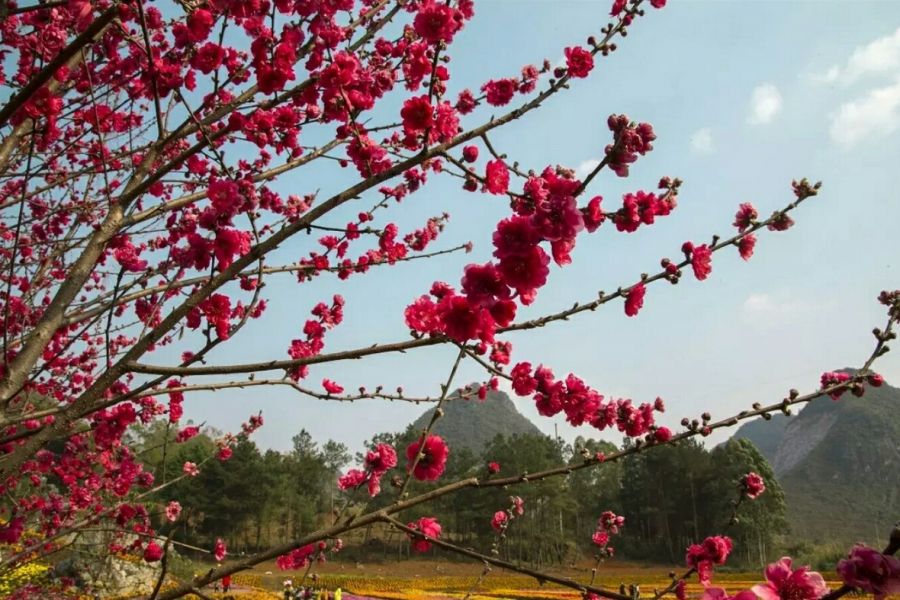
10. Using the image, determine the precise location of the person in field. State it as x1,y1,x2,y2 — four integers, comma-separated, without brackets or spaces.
222,574,231,593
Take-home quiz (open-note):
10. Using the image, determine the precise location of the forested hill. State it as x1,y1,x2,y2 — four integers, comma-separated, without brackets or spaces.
409,385,546,452
731,369,900,542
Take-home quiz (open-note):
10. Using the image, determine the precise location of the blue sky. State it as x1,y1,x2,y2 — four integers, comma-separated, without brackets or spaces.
177,0,900,457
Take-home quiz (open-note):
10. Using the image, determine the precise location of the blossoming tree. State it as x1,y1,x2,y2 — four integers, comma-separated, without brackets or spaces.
0,0,898,598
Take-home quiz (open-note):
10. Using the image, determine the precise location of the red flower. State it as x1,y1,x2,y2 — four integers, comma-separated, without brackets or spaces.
414,1,462,44
821,371,851,400
624,283,646,317
739,235,757,261
583,196,606,233
408,517,441,553
456,89,476,114
217,447,233,461
741,473,766,499
481,78,517,107
401,95,434,136
461,262,510,308
491,510,508,531
498,246,550,298
338,469,367,490
592,531,610,546
144,541,163,562
564,46,594,78
687,536,734,586
768,214,795,232
690,244,713,281
493,216,541,259
837,544,900,600
406,435,449,481
489,300,517,327
650,0,667,8
214,539,227,562
463,146,479,163
511,362,538,396
322,379,344,395
438,294,485,342
364,443,398,476
533,194,585,243
487,462,500,474
483,160,510,195
0,517,24,544
654,427,672,443
733,202,758,232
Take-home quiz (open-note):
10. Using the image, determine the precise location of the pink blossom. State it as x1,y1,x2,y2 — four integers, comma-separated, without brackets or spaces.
592,531,610,546
166,501,182,522
144,541,163,562
624,283,646,317
338,469,367,490
405,435,449,481
739,234,757,261
491,510,508,531
837,544,900,600
687,536,734,586
733,203,758,231
691,244,713,281
564,46,594,78
322,379,344,395
752,558,828,600
821,371,852,400
413,1,462,44
401,95,433,136
365,443,398,476
702,588,756,600
408,517,441,553
488,462,500,474
512,496,525,515
214,539,227,562
481,79,517,107
741,473,766,499
183,462,200,477
654,427,672,443
483,160,510,195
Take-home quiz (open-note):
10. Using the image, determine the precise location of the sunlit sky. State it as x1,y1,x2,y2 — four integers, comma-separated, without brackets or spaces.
176,0,900,457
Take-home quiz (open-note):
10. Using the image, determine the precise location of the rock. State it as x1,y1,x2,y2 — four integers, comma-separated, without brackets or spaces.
53,531,172,597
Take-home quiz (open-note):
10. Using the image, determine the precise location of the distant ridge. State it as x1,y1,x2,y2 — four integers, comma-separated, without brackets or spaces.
410,385,546,452
731,369,900,542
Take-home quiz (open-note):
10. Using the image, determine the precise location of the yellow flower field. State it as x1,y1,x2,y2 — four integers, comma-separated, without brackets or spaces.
303,573,898,600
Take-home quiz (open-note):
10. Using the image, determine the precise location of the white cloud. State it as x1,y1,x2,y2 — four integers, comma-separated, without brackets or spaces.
747,84,783,124
742,293,808,316
813,26,900,86
576,159,601,178
741,293,837,324
830,79,900,147
690,127,713,153
810,65,841,84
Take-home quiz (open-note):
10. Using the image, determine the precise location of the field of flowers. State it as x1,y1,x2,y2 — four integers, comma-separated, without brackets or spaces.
302,572,878,600
0,562,51,596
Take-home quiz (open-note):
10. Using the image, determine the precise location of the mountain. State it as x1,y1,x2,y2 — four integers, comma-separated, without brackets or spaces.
409,385,546,452
731,369,900,543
